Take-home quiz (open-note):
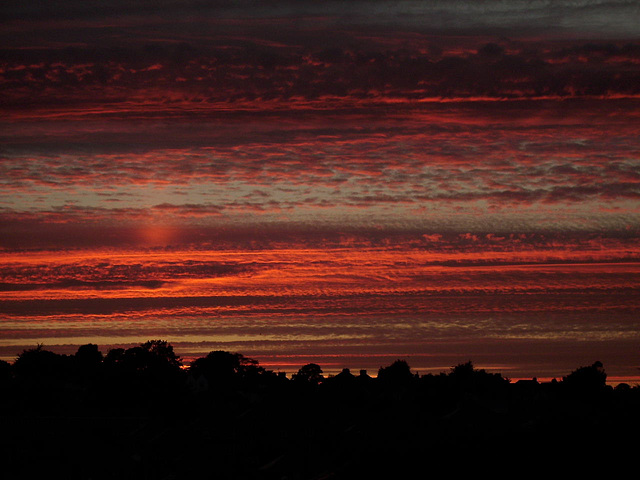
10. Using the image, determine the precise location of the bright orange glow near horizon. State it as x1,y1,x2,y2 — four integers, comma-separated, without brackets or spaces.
2,242,639,384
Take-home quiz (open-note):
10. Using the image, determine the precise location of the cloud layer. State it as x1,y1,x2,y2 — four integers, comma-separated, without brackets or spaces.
1,1,640,382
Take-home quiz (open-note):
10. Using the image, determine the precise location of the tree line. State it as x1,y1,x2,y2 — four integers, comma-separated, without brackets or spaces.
1,340,638,480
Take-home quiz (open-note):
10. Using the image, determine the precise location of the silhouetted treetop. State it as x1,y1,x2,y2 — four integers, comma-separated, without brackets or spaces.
13,344,69,380
141,339,182,367
101,340,183,387
446,360,510,392
75,343,103,365
292,363,324,385
563,361,607,391
377,359,413,383
104,347,126,366
103,340,181,367
450,360,476,378
189,350,264,384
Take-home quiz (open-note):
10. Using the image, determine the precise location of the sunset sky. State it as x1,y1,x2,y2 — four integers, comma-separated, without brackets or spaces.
1,1,639,383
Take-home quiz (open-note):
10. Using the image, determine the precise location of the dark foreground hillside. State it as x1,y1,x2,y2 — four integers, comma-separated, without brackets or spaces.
1,341,638,479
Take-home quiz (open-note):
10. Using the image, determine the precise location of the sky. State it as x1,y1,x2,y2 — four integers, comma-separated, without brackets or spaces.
1,1,640,382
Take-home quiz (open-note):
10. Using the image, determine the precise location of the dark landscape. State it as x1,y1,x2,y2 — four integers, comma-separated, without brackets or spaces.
2,340,638,479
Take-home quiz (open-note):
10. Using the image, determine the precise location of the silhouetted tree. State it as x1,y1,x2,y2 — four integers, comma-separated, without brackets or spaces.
140,339,181,368
447,360,509,395
75,343,103,365
103,340,182,375
450,360,475,378
104,347,125,364
563,361,607,392
74,343,103,374
377,359,413,384
13,344,70,381
72,343,104,386
98,340,185,411
292,363,324,385
189,350,264,386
